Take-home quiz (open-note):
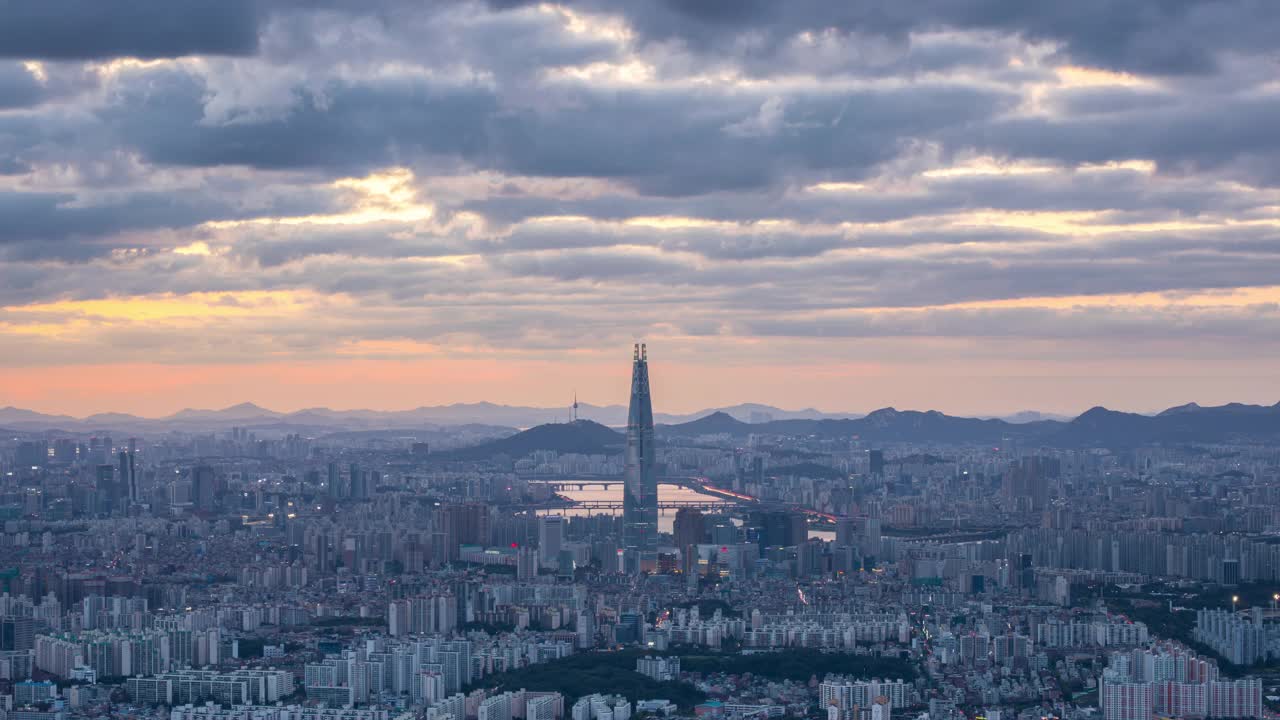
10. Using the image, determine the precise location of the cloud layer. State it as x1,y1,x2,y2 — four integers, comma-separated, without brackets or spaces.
2,0,1279,414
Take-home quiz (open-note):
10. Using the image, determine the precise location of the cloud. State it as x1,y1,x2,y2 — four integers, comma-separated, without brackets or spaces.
723,97,788,138
967,91,1280,187
0,0,260,60
2,0,1279,414
0,63,48,110
0,182,341,262
85,60,1016,197
99,69,499,173
495,0,1280,76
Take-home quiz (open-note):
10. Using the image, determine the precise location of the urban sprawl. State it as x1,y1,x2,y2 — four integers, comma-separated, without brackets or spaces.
0,346,1279,720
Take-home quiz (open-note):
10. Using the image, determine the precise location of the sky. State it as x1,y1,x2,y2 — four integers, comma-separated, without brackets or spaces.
2,0,1280,418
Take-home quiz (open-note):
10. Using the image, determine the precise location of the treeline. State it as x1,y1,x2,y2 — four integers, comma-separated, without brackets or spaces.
676,648,916,682
672,599,741,619
1116,603,1257,678
469,652,706,708
311,616,386,628
471,647,915,708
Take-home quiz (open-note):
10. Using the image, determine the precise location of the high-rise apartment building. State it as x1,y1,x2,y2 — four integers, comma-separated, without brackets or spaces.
674,508,705,573
440,503,490,563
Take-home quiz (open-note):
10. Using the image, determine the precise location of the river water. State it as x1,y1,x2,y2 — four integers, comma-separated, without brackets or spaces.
548,483,730,533
544,483,834,541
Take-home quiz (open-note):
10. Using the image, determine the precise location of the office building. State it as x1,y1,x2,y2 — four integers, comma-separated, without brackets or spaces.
622,344,658,573
538,516,564,566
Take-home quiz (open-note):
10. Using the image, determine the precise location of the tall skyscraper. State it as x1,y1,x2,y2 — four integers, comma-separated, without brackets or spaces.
327,462,340,499
350,462,366,500
95,464,115,514
623,343,658,573
117,450,136,506
538,515,564,566
1003,456,1060,511
193,465,216,511
835,516,858,547
674,508,706,575
673,508,705,552
868,449,885,477
750,509,807,554
440,503,489,563
516,546,539,580
0,616,34,651
127,447,137,502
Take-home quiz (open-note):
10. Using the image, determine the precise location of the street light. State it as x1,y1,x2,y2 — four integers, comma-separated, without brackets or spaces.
1272,593,1278,612
1232,595,1239,613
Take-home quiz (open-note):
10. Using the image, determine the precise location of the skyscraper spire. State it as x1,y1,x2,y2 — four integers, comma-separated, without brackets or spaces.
623,343,657,573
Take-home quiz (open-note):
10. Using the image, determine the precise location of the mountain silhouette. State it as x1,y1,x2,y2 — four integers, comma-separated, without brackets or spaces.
438,420,624,460
663,402,1280,447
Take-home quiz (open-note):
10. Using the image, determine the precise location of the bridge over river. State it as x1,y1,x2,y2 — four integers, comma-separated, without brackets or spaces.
520,476,703,492
518,476,838,524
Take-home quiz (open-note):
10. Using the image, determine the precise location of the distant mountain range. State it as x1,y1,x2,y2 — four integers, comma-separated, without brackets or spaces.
657,403,1280,447
660,409,1036,445
2,401,1278,448
0,401,856,434
430,401,1280,459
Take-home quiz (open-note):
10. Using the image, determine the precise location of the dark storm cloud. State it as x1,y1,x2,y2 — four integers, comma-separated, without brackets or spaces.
0,191,204,243
0,187,340,261
103,69,497,174
969,91,1280,186
278,1,620,74
99,63,1015,194
490,85,1015,196
0,0,261,60
491,0,1280,76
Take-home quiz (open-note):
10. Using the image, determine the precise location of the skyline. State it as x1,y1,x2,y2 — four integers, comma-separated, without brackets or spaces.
4,2,1280,415
7,2,1280,713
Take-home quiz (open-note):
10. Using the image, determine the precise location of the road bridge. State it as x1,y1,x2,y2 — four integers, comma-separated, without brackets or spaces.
534,499,734,513
521,477,702,492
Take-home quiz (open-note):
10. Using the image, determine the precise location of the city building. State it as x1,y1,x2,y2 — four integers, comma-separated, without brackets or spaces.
622,344,658,574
